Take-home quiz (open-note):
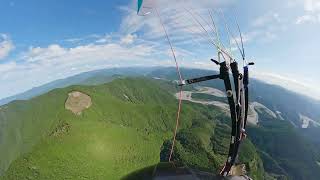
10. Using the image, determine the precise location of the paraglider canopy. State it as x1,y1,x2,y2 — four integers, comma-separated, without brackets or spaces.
137,0,154,16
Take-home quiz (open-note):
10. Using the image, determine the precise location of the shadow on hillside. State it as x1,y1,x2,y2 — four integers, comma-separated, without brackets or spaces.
121,162,254,180
121,165,156,180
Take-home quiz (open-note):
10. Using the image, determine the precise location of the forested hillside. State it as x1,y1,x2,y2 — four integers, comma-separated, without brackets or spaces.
0,78,264,179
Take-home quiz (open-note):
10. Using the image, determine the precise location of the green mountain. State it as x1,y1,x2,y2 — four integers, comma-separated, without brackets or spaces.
1,67,319,179
0,78,264,179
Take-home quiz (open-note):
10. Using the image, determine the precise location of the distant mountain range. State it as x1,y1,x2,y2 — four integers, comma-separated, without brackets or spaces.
0,67,161,106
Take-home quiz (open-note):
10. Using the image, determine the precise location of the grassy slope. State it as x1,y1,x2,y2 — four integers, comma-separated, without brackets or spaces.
1,78,264,179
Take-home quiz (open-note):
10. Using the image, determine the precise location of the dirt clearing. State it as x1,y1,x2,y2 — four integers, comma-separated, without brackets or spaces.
65,91,92,115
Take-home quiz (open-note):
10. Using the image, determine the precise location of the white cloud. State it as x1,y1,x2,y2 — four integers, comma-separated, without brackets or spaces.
231,31,258,46
228,11,287,50
0,61,17,74
120,34,137,45
295,0,320,24
24,44,67,62
252,13,281,27
240,12,286,44
21,41,154,66
296,14,318,24
64,38,84,43
230,23,280,49
304,0,320,12
120,0,238,47
0,35,160,99
0,34,14,59
95,34,112,43
119,5,216,64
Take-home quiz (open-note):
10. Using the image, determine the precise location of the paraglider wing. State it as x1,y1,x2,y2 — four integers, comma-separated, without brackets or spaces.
137,0,154,16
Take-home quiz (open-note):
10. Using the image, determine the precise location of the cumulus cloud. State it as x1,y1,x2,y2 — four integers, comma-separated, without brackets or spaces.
296,14,318,24
295,0,320,24
21,40,155,67
120,34,137,45
229,11,285,49
120,0,238,46
0,34,14,59
0,61,17,74
0,35,159,99
252,13,281,27
24,44,67,62
95,34,112,43
304,0,320,12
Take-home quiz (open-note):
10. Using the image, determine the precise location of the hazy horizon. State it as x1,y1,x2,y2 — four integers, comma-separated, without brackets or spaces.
0,65,319,102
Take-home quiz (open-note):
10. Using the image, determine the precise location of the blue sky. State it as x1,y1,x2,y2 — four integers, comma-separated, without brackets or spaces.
0,0,319,100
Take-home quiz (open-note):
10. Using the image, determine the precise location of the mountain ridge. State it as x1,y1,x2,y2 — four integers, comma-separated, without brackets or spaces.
2,67,319,107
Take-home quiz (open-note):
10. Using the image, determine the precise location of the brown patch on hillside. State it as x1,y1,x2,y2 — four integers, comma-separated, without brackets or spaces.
65,91,92,115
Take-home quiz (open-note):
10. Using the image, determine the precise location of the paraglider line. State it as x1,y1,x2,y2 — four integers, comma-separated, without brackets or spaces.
155,8,183,83
154,8,183,162
169,86,183,162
